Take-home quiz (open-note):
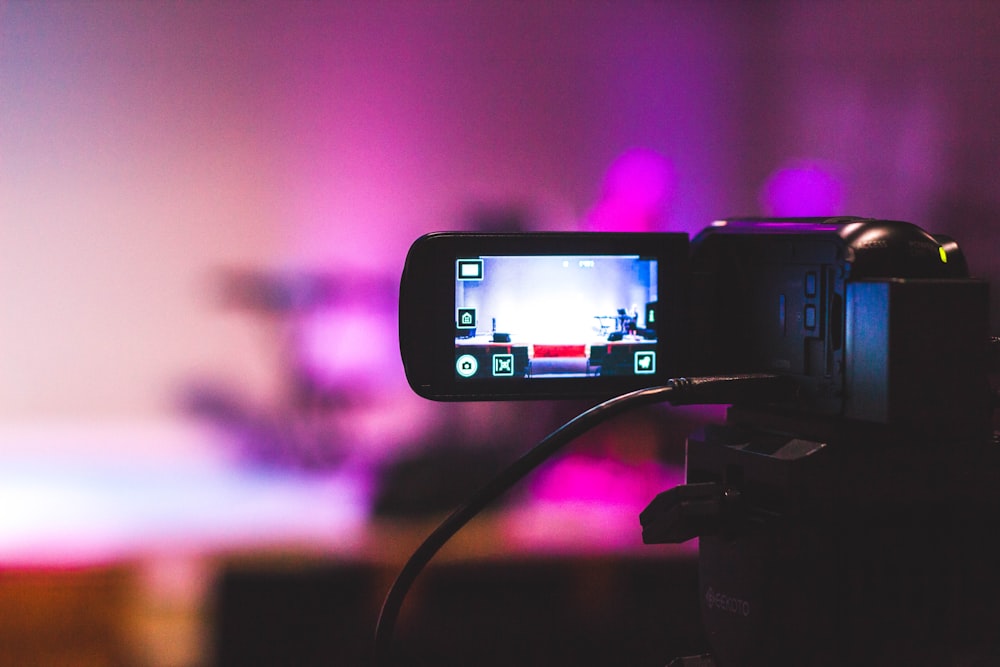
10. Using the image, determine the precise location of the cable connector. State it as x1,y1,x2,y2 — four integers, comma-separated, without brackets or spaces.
640,481,725,544
666,373,800,406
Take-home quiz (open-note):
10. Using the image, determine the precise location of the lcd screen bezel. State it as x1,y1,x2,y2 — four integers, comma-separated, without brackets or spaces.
399,232,690,400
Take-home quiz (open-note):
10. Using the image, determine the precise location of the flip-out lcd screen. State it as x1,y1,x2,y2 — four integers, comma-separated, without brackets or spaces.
398,231,686,400
454,254,659,381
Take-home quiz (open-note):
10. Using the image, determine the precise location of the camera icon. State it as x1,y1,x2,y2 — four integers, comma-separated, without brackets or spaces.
456,354,478,378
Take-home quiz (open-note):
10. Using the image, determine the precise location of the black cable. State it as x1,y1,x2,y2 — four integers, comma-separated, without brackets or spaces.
371,373,797,666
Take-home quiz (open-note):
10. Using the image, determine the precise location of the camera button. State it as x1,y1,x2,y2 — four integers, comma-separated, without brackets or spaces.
805,271,817,297
804,305,817,329
456,354,479,378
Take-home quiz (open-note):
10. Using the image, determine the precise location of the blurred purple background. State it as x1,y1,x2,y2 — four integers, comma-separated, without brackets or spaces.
2,0,1000,564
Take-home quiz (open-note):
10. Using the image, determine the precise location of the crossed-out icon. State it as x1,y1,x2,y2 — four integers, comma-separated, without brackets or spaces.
492,354,514,376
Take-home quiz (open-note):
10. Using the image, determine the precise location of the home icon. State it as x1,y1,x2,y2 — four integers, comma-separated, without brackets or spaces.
457,308,477,329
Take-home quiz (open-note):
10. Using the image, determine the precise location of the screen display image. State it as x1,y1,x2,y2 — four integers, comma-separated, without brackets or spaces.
454,255,658,380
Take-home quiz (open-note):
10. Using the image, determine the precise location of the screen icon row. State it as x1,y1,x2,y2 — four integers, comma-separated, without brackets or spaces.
456,353,515,378
456,350,656,377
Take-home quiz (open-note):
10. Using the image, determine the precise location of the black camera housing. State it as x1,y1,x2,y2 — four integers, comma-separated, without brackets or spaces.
395,217,998,666
687,217,987,430
399,217,986,427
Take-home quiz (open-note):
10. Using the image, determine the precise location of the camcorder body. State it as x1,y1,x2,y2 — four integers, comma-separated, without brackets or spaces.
398,217,998,666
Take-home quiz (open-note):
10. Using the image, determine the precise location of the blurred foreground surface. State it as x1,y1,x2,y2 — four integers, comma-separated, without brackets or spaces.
0,421,698,666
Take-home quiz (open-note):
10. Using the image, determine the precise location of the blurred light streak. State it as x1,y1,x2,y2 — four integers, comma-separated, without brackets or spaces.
0,423,371,568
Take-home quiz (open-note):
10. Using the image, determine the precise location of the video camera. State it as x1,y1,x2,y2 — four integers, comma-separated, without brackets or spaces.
395,217,999,666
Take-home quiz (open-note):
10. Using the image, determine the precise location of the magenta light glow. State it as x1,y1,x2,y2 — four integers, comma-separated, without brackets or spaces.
299,304,398,391
501,453,688,553
585,148,677,232
715,220,842,232
760,159,846,218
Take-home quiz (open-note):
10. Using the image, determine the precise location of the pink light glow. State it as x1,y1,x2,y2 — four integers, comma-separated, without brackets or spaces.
585,147,677,232
760,159,846,218
299,303,398,391
502,453,688,553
